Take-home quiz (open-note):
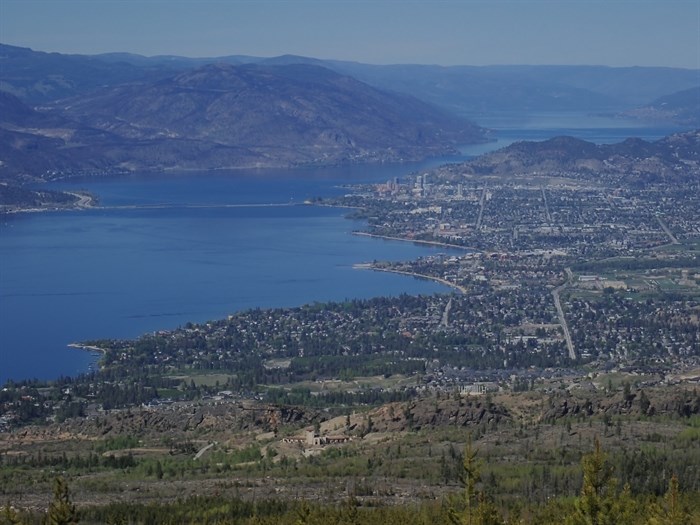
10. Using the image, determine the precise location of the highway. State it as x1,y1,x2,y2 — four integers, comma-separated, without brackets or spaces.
552,268,576,361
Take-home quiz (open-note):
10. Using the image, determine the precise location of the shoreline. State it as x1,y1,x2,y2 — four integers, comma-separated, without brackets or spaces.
1,191,97,216
5,179,474,383
352,231,475,252
355,264,468,294
67,343,107,356
2,200,298,215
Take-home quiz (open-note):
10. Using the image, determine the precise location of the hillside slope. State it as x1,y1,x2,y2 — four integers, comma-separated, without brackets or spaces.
624,86,700,126
440,129,700,184
0,63,485,183
54,63,485,167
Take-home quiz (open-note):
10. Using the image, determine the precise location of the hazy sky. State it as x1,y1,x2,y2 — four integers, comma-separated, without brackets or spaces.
1,0,699,68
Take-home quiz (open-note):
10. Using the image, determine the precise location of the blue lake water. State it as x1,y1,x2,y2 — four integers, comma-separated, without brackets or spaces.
0,161,467,384
0,119,682,383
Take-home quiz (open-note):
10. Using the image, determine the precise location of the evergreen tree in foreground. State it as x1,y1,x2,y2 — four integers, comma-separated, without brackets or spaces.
566,437,635,525
449,435,502,525
648,474,690,525
45,477,78,525
0,503,23,525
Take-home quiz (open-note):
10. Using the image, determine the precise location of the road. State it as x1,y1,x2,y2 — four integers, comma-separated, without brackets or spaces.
552,267,576,361
656,216,680,245
96,202,298,211
441,297,452,327
66,192,95,209
541,187,552,223
194,442,216,460
476,185,487,230
366,267,468,294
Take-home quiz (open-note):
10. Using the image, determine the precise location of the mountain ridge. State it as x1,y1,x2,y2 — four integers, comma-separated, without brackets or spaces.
3,43,699,114
0,61,486,182
623,86,700,126
440,130,700,185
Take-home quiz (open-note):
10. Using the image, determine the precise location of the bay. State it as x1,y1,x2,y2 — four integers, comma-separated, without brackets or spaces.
0,161,466,384
0,118,682,383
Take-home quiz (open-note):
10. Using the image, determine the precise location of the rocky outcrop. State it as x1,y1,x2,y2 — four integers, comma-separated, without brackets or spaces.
5,402,318,442
368,396,510,433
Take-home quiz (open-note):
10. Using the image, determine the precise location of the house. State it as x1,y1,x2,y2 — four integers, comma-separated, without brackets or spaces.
282,429,352,447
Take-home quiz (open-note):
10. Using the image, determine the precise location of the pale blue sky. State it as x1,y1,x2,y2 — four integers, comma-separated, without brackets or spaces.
1,0,699,68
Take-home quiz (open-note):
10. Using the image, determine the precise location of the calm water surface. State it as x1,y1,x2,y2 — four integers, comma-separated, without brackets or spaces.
1,162,466,383
0,120,682,383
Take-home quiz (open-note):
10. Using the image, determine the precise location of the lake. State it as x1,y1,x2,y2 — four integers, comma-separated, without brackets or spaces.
0,118,682,383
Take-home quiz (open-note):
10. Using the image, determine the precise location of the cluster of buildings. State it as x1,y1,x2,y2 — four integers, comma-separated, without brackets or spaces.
282,430,352,447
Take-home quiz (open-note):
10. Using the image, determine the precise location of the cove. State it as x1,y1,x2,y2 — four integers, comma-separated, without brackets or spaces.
0,162,466,384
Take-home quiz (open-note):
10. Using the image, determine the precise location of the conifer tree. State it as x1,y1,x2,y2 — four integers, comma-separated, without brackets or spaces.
611,484,636,525
45,477,78,525
474,492,502,525
449,435,503,525
648,474,689,525
567,437,633,525
294,500,312,525
1,503,23,525
663,475,687,525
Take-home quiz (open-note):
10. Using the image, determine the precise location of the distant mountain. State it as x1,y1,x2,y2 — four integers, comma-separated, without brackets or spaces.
0,43,176,103
440,130,700,185
93,52,700,115
51,62,485,167
0,92,93,178
3,44,699,118
0,62,485,182
623,86,700,127
316,64,623,115
0,86,288,193
3,42,699,188
0,90,73,129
